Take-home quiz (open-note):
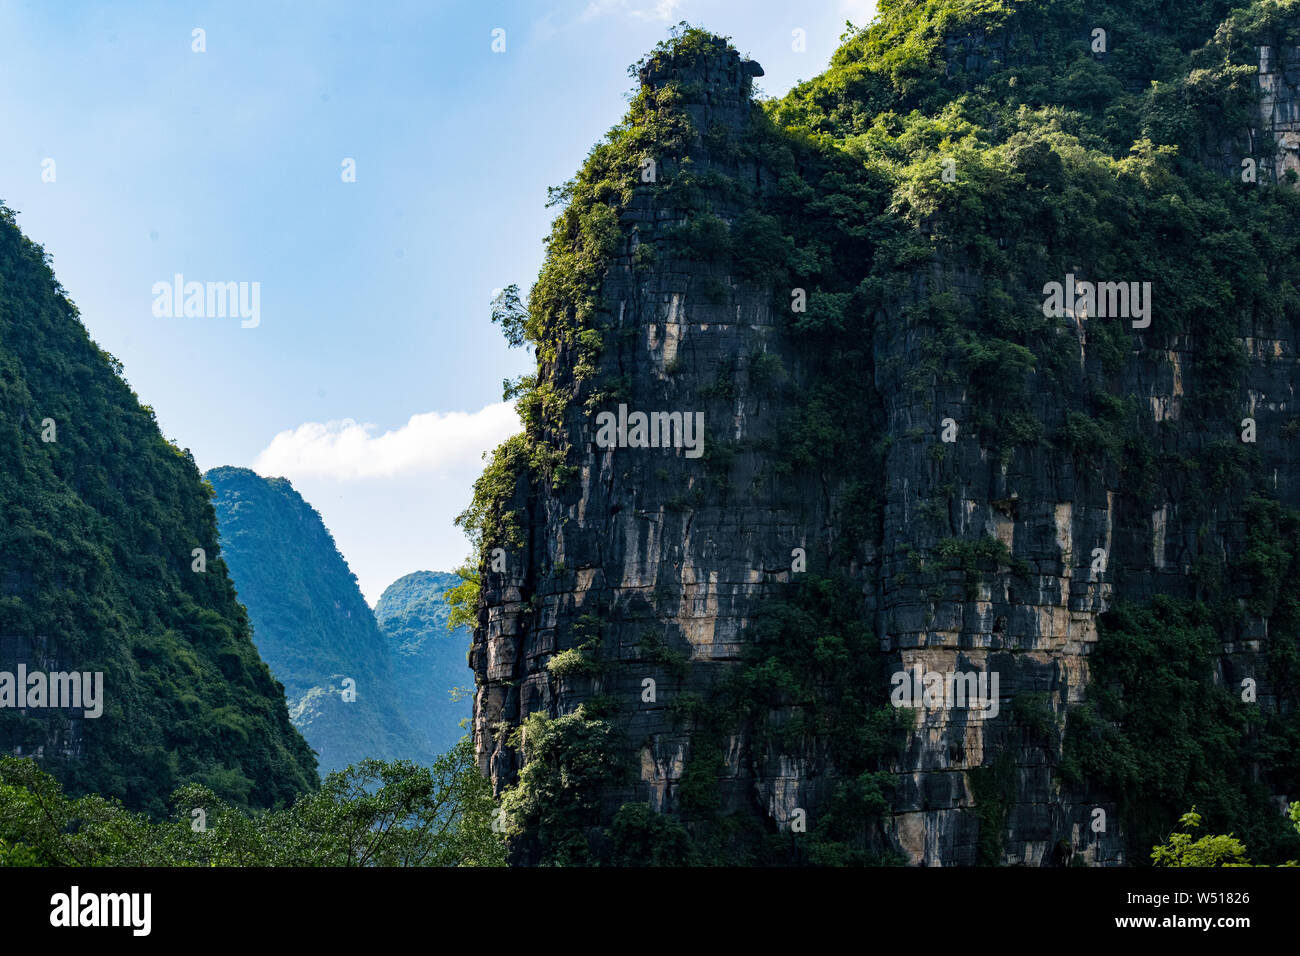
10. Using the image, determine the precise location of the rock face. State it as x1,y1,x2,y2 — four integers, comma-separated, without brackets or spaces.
474,39,818,858
1258,42,1300,181
872,275,1117,865
206,467,433,775
375,571,474,755
472,17,1300,865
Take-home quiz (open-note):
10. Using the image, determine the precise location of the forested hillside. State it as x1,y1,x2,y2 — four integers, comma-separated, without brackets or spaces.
206,466,433,774
375,570,474,755
0,205,318,817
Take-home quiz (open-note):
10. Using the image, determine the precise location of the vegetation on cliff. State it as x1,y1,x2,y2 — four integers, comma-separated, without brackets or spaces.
663,575,909,865
466,2,1300,864
0,204,317,817
1062,496,1300,864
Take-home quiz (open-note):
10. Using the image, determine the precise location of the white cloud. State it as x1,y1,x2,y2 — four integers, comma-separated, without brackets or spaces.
635,0,684,22
252,402,520,480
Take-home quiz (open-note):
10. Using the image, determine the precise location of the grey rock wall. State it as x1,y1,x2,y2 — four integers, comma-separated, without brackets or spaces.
472,34,1300,866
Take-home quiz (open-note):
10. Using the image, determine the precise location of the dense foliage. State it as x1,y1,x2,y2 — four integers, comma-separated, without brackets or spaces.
662,575,909,866
1061,477,1300,863
497,705,632,865
374,570,474,756
1150,805,1300,865
0,740,503,867
1063,596,1300,861
0,205,317,817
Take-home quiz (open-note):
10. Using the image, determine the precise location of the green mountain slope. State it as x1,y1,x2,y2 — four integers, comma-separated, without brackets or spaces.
205,466,433,774
0,204,318,816
374,571,473,755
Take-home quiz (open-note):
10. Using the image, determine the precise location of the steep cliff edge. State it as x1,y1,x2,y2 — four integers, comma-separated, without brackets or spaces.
468,3,1300,865
0,208,318,815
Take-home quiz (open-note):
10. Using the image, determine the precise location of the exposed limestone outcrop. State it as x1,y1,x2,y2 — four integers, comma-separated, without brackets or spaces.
472,23,1300,866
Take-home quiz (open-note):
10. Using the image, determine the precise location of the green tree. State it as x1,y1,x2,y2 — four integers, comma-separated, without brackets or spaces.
1151,807,1251,867
444,561,481,633
0,740,504,867
490,283,529,349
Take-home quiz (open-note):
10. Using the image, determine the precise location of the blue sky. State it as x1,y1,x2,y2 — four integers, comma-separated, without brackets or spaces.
1,0,875,603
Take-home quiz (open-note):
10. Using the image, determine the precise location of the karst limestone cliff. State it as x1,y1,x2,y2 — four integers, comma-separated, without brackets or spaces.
469,5,1300,866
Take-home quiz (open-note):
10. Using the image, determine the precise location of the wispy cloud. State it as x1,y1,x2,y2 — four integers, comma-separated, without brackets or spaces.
579,0,684,24
252,402,520,480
